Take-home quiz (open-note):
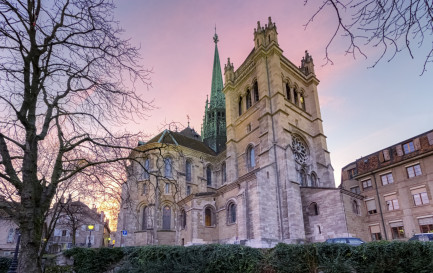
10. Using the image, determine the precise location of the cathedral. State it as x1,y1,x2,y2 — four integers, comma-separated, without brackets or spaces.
116,17,356,248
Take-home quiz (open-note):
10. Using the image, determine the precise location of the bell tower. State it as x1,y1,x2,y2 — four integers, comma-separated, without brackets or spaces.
201,30,226,153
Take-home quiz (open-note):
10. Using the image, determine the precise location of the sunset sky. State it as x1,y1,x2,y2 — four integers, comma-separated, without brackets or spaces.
114,0,433,184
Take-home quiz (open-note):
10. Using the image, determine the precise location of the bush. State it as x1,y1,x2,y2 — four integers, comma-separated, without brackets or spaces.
64,247,124,273
116,244,264,273
63,242,433,273
0,257,12,273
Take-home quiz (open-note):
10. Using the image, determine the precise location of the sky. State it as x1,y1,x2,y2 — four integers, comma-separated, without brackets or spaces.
113,0,433,185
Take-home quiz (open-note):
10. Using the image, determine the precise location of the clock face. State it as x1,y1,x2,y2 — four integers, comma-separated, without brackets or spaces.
292,135,308,164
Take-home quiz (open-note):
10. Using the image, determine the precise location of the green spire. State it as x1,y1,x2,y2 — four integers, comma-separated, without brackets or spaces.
202,28,226,153
210,30,224,108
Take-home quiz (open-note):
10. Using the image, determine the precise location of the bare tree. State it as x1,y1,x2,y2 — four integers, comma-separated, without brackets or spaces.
0,0,152,272
306,0,433,74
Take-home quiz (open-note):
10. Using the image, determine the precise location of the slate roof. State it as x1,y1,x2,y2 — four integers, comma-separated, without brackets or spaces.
146,129,216,156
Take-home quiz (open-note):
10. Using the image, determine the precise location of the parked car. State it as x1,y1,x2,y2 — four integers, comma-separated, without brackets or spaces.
325,237,365,246
408,233,433,242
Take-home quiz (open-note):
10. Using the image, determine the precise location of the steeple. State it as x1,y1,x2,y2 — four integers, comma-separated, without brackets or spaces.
201,28,226,153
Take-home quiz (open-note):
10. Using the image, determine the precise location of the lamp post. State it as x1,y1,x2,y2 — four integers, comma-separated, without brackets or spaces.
87,225,94,248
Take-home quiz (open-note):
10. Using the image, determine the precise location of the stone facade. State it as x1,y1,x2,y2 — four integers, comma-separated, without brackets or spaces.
116,17,352,248
341,130,433,241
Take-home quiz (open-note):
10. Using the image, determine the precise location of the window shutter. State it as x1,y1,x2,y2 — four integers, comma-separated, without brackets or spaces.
396,145,403,156
414,138,421,150
384,194,397,201
366,200,376,210
411,187,427,195
418,217,433,225
389,221,403,228
427,132,433,145
383,149,390,161
370,225,380,233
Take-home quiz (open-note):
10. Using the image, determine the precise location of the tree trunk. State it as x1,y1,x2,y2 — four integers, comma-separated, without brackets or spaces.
18,210,43,273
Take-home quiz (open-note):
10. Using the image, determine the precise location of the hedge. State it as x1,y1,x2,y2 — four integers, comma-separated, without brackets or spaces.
60,241,433,273
0,257,12,273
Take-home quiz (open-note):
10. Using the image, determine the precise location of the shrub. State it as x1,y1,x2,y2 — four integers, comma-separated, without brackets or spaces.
0,257,12,273
64,247,124,273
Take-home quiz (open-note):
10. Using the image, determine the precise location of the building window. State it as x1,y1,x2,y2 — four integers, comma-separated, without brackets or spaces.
227,202,236,224
412,188,429,206
6,229,14,243
362,179,372,190
165,183,170,194
385,194,399,211
221,162,227,183
142,183,147,195
180,209,186,230
348,168,357,179
300,93,306,111
142,158,150,180
186,185,191,196
309,202,319,216
238,97,243,116
403,141,415,154
206,165,212,186
247,145,255,168
418,217,433,233
185,160,192,182
246,89,252,109
369,225,382,241
162,206,171,230
253,81,259,102
141,207,148,230
365,199,377,215
310,173,317,187
352,200,360,214
285,83,291,101
294,88,299,106
164,157,172,178
204,206,215,227
380,173,394,185
406,164,422,178
350,186,361,194
300,170,307,186
390,222,405,239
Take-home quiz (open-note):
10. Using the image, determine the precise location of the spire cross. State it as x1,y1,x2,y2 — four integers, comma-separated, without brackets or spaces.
187,115,190,127
213,25,219,44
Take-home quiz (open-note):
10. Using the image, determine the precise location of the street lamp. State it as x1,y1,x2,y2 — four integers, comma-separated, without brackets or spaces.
87,225,94,248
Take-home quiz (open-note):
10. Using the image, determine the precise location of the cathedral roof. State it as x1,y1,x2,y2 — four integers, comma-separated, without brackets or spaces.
147,129,216,155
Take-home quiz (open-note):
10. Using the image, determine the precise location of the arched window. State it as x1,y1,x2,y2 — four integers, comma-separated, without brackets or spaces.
221,162,227,183
285,83,291,101
142,158,150,180
253,81,259,102
294,88,299,106
238,97,243,116
309,202,319,216
247,145,255,168
227,202,236,224
204,206,215,227
180,209,186,229
162,205,171,230
310,173,317,187
164,157,172,178
206,165,212,186
141,207,148,230
300,93,306,111
185,160,192,182
142,183,147,195
352,200,360,215
300,170,307,186
246,89,252,109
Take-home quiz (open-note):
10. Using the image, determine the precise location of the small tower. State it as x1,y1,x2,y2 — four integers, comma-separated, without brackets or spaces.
224,57,234,84
254,16,278,50
300,50,315,75
202,29,226,153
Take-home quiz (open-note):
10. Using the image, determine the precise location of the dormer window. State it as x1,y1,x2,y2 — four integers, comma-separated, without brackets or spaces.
403,141,415,154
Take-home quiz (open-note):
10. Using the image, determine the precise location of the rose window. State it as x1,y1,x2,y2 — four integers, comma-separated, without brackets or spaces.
292,135,308,164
